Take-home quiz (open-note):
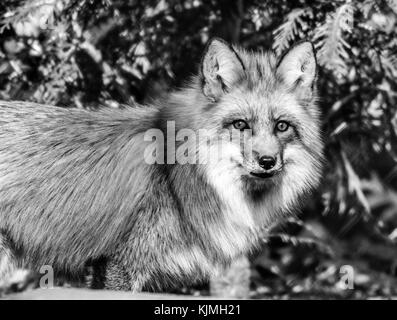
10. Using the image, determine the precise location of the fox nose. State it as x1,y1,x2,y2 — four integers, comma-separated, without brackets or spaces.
258,156,276,170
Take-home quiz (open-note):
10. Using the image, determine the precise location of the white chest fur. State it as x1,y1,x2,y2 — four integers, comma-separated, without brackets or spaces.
205,158,263,259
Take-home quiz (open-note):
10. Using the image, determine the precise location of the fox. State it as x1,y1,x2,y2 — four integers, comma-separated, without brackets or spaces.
0,38,323,292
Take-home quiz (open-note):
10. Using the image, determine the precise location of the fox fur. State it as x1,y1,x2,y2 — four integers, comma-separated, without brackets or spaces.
0,39,323,291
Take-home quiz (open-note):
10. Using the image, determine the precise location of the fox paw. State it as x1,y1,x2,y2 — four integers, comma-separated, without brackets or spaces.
0,269,38,297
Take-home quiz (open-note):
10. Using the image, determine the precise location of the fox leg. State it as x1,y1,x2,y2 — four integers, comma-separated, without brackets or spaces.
0,232,37,295
0,232,19,283
104,259,146,292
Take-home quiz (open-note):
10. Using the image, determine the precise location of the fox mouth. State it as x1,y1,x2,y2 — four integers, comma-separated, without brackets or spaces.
249,171,275,179
249,165,283,179
233,159,283,179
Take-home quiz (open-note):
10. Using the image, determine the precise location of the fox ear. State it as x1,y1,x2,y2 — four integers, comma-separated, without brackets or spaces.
276,41,317,93
201,38,245,102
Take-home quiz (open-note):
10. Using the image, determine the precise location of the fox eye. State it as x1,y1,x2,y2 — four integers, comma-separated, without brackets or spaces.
276,120,290,132
232,120,249,130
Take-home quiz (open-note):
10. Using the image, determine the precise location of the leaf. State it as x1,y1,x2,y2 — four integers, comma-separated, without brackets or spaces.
386,0,397,14
273,8,311,55
341,150,371,214
380,51,397,78
1,0,61,36
265,234,334,258
359,0,380,18
313,3,354,77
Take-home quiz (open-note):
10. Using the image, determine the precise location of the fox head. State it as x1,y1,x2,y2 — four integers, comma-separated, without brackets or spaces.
191,38,323,195
164,38,323,223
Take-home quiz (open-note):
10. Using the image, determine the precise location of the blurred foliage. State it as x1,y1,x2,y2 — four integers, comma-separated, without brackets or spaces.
1,0,397,298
